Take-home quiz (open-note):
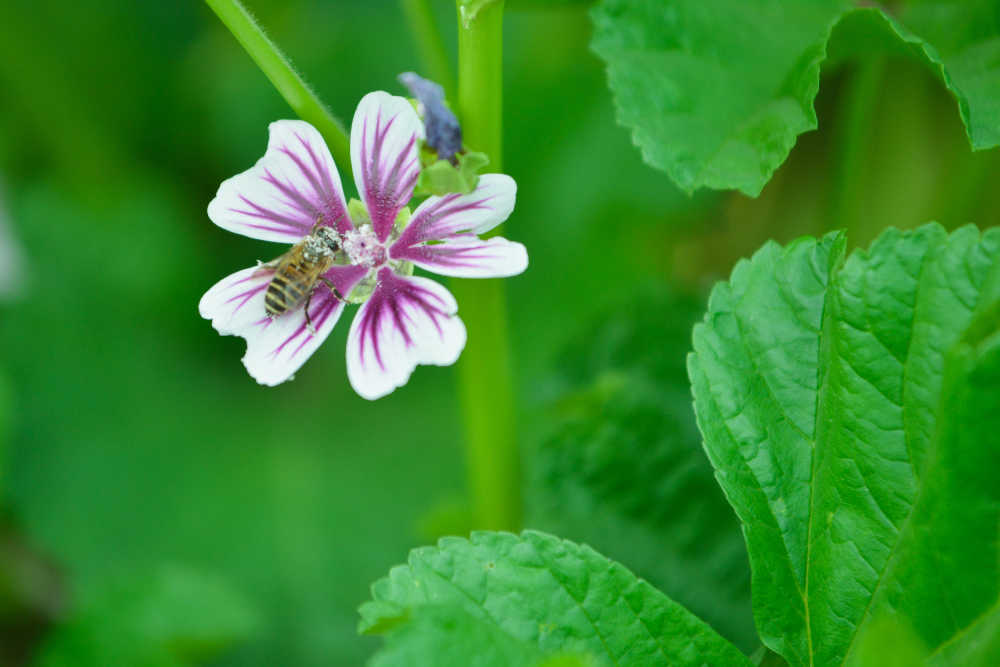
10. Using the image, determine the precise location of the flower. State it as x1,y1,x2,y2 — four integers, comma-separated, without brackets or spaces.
198,92,527,399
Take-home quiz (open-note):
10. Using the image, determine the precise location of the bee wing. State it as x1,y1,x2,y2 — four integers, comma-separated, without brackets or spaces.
252,248,294,277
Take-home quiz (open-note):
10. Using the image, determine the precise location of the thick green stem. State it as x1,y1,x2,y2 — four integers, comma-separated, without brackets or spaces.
401,0,456,96
0,369,8,494
205,0,351,172
453,0,520,531
829,57,886,236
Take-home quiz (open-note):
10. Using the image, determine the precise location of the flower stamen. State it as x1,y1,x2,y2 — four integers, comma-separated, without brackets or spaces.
342,223,385,268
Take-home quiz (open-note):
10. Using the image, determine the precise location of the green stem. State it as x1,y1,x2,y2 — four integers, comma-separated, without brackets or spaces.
204,0,351,172
828,57,886,237
401,0,456,96
0,369,8,495
452,0,520,531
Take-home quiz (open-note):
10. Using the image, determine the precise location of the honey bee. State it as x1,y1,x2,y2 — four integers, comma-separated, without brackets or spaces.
260,223,343,331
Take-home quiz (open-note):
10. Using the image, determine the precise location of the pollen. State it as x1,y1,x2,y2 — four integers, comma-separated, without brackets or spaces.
342,224,385,268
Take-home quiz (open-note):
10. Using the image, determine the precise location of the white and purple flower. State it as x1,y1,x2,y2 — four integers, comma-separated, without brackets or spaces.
199,91,527,399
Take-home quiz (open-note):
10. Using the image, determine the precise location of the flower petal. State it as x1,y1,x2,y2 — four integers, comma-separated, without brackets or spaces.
391,174,516,250
208,120,352,243
199,264,367,385
346,268,466,400
350,92,423,243
392,235,528,278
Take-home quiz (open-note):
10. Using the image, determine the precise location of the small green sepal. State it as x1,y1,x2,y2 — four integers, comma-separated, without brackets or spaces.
394,206,411,233
415,145,489,196
347,198,370,227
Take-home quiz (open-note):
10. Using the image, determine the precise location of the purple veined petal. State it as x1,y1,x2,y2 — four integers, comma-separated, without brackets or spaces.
199,264,367,386
391,234,528,278
346,267,466,400
350,92,423,243
322,263,371,298
208,120,352,243
391,174,516,250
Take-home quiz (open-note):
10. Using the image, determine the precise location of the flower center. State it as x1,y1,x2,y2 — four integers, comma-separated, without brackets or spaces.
342,224,385,268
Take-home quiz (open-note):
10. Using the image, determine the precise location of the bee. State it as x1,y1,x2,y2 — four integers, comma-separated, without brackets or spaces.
260,223,343,331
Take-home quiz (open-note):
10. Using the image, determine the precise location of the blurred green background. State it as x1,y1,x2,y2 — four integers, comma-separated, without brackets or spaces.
0,1,997,665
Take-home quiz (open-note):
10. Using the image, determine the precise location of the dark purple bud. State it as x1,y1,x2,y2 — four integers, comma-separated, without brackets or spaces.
398,72,462,163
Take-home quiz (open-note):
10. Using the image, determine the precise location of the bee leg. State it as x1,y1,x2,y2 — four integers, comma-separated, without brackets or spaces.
304,290,318,335
319,277,344,301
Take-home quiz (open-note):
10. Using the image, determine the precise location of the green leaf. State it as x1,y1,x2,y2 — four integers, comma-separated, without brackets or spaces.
527,288,755,650
360,531,752,666
852,616,927,667
414,148,489,196
591,0,1000,196
35,564,259,667
534,654,601,667
903,296,1000,667
590,0,849,196
751,646,790,667
366,604,548,667
688,223,1000,666
901,0,1000,150
928,605,1000,666
853,306,1000,667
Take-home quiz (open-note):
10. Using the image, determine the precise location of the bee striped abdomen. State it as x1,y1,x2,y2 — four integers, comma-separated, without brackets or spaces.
262,226,340,320
265,259,311,316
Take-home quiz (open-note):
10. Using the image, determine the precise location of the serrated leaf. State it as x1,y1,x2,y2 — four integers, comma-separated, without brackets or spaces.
366,604,548,667
591,0,1000,196
902,297,1000,667
527,288,755,650
901,0,1000,150
688,223,1000,666
360,531,751,666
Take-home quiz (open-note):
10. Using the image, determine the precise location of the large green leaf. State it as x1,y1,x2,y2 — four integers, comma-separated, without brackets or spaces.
591,0,1000,196
527,289,755,650
901,0,1000,150
688,223,1000,665
359,531,751,666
